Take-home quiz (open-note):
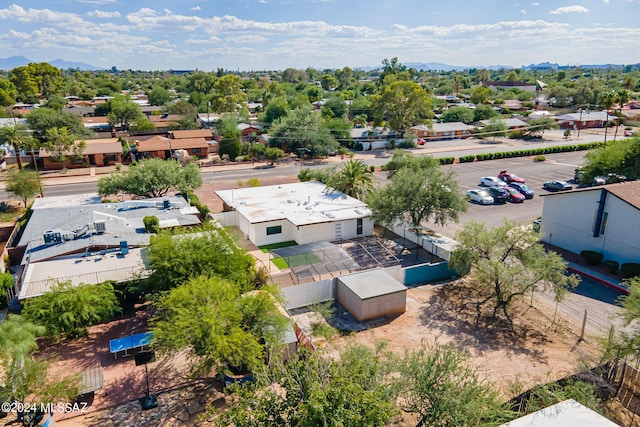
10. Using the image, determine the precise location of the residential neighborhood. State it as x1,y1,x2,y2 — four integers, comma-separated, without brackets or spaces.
0,56,639,427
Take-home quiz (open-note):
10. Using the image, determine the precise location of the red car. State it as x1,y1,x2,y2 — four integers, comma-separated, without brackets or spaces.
505,186,525,203
498,170,526,184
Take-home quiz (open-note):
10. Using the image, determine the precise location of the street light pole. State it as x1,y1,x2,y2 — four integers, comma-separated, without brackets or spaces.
206,101,211,129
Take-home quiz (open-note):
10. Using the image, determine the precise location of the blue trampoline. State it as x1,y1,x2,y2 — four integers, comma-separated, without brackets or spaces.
109,331,154,358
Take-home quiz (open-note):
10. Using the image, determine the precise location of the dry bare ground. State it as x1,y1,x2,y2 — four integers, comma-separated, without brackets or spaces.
3,175,616,427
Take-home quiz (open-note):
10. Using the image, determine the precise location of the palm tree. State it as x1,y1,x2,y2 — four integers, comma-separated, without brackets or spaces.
613,89,630,142
326,159,374,200
0,124,33,170
602,91,616,145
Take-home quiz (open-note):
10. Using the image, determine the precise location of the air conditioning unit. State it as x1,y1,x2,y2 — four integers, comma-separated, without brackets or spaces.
120,240,129,255
43,229,62,245
94,220,107,234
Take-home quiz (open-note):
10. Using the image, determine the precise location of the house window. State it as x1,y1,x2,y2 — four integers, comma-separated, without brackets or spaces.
192,148,202,154
266,225,282,236
356,218,363,235
600,212,608,235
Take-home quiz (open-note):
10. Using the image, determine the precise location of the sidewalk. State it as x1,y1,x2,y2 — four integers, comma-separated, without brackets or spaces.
1,130,602,189
566,262,629,295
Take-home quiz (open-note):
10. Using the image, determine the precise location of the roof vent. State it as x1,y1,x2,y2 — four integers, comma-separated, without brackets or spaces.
94,220,107,234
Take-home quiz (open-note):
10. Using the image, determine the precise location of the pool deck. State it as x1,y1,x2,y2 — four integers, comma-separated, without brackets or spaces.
567,262,629,295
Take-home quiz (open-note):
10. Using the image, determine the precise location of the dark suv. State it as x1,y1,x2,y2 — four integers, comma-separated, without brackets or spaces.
486,186,509,204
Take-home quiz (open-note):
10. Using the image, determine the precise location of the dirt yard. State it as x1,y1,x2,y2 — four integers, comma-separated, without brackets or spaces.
2,174,613,427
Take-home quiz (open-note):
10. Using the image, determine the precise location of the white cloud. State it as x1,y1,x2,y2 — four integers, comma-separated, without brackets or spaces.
531,2,540,5
520,9,527,14
602,0,610,3
190,6,201,10
550,5,589,14
87,10,121,18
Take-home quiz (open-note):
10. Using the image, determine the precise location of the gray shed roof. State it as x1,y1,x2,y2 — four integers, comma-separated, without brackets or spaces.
338,269,406,300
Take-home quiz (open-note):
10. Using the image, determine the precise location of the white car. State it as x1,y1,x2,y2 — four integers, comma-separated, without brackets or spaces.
479,176,507,187
466,189,494,205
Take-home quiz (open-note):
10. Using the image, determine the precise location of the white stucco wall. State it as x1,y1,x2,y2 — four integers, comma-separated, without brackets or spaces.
251,219,296,247
541,189,640,265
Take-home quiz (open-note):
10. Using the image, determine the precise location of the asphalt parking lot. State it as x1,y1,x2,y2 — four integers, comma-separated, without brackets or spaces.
423,150,588,237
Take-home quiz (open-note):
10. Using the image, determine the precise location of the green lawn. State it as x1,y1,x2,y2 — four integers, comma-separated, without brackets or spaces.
270,252,322,270
259,240,297,253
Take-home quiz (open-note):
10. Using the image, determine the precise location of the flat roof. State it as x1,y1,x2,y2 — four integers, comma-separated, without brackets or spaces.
500,399,619,427
31,193,102,210
19,247,150,300
338,269,407,300
18,195,200,263
215,182,372,227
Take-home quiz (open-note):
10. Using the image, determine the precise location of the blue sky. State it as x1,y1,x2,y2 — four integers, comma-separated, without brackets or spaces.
0,0,638,71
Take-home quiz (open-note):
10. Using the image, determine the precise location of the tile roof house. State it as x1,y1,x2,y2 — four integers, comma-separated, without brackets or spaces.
476,118,528,130
134,135,208,159
169,129,214,140
409,122,474,141
38,138,123,170
553,111,616,130
540,181,640,265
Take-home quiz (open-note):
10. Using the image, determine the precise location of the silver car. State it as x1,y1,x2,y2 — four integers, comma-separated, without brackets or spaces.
466,189,494,205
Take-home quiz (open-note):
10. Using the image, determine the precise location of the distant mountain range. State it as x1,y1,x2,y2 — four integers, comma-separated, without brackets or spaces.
0,56,635,73
0,55,102,71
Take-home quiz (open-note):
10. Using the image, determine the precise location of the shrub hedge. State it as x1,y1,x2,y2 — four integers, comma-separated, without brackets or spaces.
580,250,604,266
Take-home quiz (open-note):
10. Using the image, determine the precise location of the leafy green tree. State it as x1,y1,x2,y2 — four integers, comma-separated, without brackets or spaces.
470,85,492,105
5,169,40,207
580,137,640,183
368,159,466,231
22,281,120,340
264,147,285,165
326,159,375,200
306,86,323,103
261,96,289,124
618,277,640,357
525,117,559,138
107,95,143,130
613,89,630,142
478,118,508,140
215,343,398,427
43,127,85,169
371,80,432,131
130,115,156,132
396,341,514,427
321,97,347,119
210,74,248,113
0,78,17,107
0,124,35,170
441,106,475,124
152,276,288,376
143,215,160,233
98,158,202,198
473,104,499,122
148,85,172,106
145,225,260,292
320,74,338,91
270,105,338,156
449,221,579,323
0,315,79,422
26,108,92,139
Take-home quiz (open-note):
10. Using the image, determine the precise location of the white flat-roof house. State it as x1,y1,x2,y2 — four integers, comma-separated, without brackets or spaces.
540,181,640,265
214,182,374,247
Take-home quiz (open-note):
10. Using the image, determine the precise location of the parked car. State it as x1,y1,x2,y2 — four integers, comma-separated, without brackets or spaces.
508,182,535,199
466,189,494,205
479,176,507,187
625,130,636,137
486,186,509,203
498,170,526,184
592,176,607,186
543,180,573,192
605,173,628,184
505,186,525,203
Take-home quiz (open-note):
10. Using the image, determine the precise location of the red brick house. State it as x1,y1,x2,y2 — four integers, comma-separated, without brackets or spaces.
135,135,208,159
38,138,123,170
